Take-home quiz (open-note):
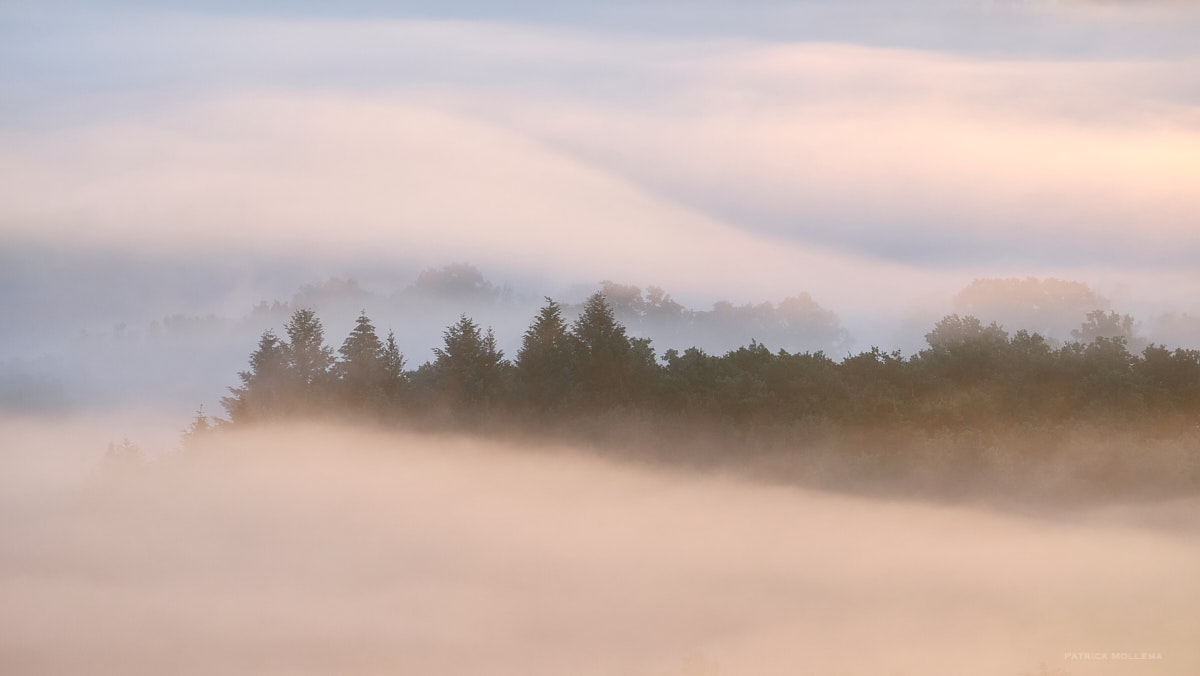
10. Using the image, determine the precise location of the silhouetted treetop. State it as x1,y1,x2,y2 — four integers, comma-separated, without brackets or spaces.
431,314,506,408
285,308,334,388
216,300,1200,443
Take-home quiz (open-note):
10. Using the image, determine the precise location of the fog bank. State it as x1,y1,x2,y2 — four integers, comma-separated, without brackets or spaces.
2,419,1196,675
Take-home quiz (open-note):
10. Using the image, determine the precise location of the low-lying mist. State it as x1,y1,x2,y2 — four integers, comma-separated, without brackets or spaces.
2,417,1196,676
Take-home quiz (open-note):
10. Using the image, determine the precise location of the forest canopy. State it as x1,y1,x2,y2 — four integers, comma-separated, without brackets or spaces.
201,291,1200,504
221,292,1196,429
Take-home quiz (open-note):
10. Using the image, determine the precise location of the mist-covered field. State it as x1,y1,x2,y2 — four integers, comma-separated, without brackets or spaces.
2,416,1197,676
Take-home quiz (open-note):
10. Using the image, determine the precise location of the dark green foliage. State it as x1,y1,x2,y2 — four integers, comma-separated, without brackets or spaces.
432,314,506,409
380,329,407,405
661,346,718,412
924,314,1008,351
221,309,336,422
1080,336,1138,412
571,292,635,405
626,336,660,402
337,311,385,407
709,340,774,423
282,308,335,414
919,314,1010,386
218,304,1200,448
516,298,574,409
206,300,1200,503
576,282,849,357
572,293,629,358
221,329,290,423
284,308,334,390
1072,309,1145,352
1136,344,1200,413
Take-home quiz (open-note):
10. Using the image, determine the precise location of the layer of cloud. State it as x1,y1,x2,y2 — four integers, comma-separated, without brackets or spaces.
3,419,1199,675
0,90,955,309
3,9,1200,324
489,42,1200,268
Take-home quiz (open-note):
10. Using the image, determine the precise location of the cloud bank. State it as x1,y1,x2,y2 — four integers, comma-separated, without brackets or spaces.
2,7,1199,312
3,420,1198,675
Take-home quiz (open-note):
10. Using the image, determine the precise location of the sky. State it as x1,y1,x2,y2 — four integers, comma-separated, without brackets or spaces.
2,0,1200,362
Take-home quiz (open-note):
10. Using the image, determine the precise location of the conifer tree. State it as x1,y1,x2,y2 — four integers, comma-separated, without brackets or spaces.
283,308,334,411
381,329,407,405
337,311,384,406
571,292,632,404
516,298,574,408
285,308,334,387
221,329,289,422
433,314,505,407
181,406,212,447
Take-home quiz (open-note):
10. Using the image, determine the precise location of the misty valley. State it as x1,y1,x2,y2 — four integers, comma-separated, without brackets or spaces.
5,1,1200,674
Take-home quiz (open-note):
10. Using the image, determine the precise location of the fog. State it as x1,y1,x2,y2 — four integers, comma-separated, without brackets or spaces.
5,1,1200,308
5,1,1200,394
3,2,1198,672
6,258,1200,415
2,417,1197,676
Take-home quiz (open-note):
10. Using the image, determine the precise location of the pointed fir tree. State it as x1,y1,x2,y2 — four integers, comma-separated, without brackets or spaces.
381,329,407,405
283,308,334,410
337,311,384,407
516,297,574,408
221,329,290,422
571,292,632,404
433,314,506,407
181,406,212,449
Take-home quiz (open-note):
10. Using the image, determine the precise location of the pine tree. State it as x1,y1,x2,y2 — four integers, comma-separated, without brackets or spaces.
381,329,407,405
571,292,632,404
221,329,290,422
181,406,212,448
286,309,334,384
337,311,384,406
433,314,506,408
284,308,334,410
516,298,574,407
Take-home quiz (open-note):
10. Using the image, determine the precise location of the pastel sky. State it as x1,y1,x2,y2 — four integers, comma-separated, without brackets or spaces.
3,0,1199,316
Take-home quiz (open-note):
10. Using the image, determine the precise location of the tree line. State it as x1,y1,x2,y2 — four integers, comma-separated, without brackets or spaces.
217,293,1200,438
